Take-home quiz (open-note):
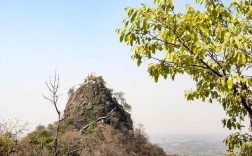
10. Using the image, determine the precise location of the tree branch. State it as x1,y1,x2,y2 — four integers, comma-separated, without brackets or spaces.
43,72,61,156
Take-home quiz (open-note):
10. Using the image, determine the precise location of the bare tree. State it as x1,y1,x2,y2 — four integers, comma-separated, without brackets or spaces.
43,72,61,156
0,119,29,156
134,123,147,146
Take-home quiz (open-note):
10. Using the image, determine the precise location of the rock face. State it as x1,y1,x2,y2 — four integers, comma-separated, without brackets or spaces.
63,75,133,131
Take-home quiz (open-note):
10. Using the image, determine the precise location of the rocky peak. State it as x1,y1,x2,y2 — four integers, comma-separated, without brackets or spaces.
63,74,133,131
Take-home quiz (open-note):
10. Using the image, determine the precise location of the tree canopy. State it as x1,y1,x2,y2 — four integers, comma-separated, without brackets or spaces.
117,0,252,154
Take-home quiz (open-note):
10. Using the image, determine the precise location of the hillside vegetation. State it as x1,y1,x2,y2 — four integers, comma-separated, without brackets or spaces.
0,75,167,156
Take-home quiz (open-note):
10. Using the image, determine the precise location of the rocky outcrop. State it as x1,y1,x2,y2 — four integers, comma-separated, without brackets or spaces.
63,74,133,132
21,74,167,156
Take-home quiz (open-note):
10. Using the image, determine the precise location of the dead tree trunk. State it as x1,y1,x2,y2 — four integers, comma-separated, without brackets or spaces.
43,72,61,156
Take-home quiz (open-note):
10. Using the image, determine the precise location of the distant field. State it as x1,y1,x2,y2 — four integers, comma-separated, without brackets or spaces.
150,135,227,156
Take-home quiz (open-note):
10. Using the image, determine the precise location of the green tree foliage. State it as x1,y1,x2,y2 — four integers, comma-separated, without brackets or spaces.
117,0,252,154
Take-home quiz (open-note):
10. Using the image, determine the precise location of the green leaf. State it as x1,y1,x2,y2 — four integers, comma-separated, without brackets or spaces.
221,77,227,87
236,75,241,82
196,0,204,4
130,11,137,22
227,119,231,129
238,53,246,65
227,77,233,89
248,78,252,87
120,31,125,42
169,0,174,10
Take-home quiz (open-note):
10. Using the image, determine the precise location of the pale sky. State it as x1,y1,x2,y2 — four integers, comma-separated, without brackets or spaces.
0,0,233,137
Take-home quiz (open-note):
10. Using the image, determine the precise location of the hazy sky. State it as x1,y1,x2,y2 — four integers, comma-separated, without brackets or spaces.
0,0,233,137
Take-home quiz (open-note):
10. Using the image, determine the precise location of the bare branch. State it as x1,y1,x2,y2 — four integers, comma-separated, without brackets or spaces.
43,71,61,156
